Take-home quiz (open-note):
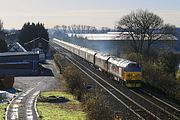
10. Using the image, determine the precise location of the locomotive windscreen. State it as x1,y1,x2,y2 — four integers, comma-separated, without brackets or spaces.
125,63,141,72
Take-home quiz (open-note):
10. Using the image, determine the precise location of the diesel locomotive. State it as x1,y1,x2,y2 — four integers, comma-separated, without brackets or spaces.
53,38,142,87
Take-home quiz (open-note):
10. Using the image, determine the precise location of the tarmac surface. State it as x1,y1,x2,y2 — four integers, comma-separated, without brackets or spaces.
6,60,60,120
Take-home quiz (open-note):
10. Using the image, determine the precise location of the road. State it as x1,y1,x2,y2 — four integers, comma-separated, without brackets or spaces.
6,60,60,120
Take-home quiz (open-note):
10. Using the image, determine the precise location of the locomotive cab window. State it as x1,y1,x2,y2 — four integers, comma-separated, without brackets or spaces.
125,64,141,72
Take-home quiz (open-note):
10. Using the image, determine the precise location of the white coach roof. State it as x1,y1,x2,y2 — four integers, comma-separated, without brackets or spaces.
108,57,137,68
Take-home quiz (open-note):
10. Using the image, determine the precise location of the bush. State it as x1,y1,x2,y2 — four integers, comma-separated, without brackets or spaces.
126,48,160,65
83,91,113,120
54,54,61,67
62,64,113,119
159,52,179,76
143,61,180,100
175,87,180,102
126,52,144,65
62,64,86,101
126,51,180,101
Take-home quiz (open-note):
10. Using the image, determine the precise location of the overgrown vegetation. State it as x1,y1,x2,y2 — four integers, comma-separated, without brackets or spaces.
62,64,113,120
54,53,113,120
127,51,180,102
62,64,86,101
83,92,113,120
53,53,62,73
53,53,70,74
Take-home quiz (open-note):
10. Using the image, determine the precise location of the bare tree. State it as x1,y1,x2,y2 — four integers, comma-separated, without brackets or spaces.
116,10,177,54
54,24,106,34
101,27,111,33
61,25,67,33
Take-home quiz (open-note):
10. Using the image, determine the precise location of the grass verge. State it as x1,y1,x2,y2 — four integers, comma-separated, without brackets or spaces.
37,91,87,120
0,103,7,120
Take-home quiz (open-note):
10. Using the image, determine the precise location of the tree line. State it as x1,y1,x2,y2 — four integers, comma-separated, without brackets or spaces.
54,24,112,34
0,21,49,52
18,22,49,51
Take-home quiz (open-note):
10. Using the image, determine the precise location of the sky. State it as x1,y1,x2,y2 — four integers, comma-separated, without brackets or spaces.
0,0,180,29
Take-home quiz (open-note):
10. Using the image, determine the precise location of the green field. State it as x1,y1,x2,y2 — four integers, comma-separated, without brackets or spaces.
0,103,7,120
37,91,87,120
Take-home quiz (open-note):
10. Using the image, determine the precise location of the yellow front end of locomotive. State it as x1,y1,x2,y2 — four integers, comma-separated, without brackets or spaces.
123,72,142,88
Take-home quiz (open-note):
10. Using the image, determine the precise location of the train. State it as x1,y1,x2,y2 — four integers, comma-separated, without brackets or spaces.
53,38,142,88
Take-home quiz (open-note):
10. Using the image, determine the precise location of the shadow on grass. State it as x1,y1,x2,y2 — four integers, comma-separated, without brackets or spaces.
38,96,70,103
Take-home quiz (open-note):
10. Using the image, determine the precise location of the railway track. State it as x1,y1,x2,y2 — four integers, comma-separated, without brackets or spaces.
141,88,180,113
131,88,180,119
67,56,160,119
51,42,180,120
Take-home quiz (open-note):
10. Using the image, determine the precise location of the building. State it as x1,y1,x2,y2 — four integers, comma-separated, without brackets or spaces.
9,42,27,52
0,52,39,76
65,32,178,56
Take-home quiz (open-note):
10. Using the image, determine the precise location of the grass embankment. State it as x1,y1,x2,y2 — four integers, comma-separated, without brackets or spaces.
0,103,7,120
37,91,87,120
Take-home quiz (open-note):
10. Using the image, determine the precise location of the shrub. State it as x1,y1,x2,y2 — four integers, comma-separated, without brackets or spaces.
62,64,113,119
53,53,62,74
54,54,62,68
83,91,113,120
126,52,144,65
159,52,179,76
62,64,86,101
143,61,180,100
175,87,180,102
126,51,180,101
